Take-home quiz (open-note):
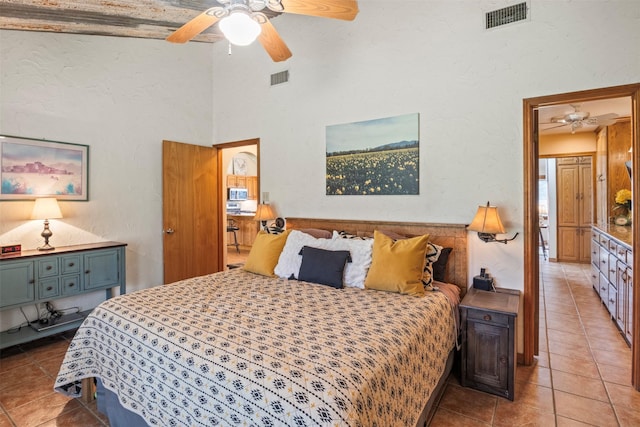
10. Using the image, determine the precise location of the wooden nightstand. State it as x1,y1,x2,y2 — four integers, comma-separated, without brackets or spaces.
460,287,519,400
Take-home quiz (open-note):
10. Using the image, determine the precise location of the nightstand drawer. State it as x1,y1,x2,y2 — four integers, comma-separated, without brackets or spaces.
466,309,510,326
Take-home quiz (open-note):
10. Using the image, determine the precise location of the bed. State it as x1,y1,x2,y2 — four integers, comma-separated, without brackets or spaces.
55,219,468,426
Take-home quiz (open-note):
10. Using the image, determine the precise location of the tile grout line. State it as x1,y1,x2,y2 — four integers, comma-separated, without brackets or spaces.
539,262,560,426
560,263,622,427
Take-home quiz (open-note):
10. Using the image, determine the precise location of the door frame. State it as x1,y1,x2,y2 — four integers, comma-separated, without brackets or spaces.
213,137,260,268
523,83,640,389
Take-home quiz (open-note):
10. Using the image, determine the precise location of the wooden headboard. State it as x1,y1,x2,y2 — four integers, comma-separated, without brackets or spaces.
285,218,468,297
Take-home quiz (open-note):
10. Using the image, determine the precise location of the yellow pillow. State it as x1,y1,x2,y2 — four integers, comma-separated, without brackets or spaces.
243,230,291,277
364,230,430,296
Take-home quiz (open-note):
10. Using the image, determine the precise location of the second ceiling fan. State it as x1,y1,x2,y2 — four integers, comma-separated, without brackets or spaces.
166,0,359,62
543,104,619,134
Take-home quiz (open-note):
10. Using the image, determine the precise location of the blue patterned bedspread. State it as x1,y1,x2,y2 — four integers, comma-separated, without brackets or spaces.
55,269,457,426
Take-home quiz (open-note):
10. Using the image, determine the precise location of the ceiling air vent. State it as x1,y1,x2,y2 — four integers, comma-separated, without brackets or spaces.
270,70,289,86
486,2,528,30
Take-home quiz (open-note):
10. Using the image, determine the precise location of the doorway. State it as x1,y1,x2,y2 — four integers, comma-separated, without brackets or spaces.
214,138,260,269
523,83,640,390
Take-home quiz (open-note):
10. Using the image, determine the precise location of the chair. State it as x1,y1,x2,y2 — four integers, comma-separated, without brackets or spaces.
227,219,240,253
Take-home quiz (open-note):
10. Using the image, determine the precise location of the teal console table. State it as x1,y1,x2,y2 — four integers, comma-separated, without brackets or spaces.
0,241,126,349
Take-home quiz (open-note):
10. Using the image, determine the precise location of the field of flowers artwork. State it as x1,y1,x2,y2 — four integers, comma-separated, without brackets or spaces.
326,113,419,195
0,136,88,200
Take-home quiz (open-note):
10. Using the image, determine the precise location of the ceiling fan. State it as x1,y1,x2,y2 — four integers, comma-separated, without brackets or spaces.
166,0,359,62
543,104,618,134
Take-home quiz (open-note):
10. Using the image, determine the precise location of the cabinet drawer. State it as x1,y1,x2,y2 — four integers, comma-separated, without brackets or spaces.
607,282,617,315
599,234,609,246
598,247,609,272
608,254,618,283
61,255,81,275
39,278,60,299
61,275,81,296
598,272,609,301
590,264,599,290
37,259,59,278
591,240,600,268
466,308,510,326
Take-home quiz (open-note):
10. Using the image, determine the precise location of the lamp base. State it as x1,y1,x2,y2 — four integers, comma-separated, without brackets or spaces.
38,219,55,251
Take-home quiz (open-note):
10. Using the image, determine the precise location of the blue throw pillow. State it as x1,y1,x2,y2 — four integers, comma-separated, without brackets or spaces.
298,246,351,288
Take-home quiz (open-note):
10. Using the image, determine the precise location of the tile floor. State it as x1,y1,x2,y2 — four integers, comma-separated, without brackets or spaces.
431,260,639,426
0,259,638,426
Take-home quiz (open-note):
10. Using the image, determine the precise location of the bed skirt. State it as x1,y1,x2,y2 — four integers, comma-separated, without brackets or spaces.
96,349,456,427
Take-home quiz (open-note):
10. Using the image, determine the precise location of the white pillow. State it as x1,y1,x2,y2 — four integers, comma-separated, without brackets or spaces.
274,230,374,288
274,230,321,280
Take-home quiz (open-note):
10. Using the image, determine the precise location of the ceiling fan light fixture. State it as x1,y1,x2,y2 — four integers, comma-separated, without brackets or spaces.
219,11,261,46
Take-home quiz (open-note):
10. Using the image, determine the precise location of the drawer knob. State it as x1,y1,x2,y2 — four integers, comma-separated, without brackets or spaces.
68,283,75,288
85,270,90,274
499,355,508,365
46,266,52,270
68,262,75,267
46,286,53,291
483,314,492,321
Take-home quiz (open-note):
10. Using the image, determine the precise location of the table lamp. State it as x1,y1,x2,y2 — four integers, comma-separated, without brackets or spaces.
254,203,277,232
31,197,63,251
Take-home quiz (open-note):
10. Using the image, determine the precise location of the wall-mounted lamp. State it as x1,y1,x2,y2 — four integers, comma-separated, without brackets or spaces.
254,203,277,232
467,201,518,244
31,197,63,251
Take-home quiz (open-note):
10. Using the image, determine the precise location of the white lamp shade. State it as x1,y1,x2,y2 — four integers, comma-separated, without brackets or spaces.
468,204,506,234
31,197,63,220
219,12,261,46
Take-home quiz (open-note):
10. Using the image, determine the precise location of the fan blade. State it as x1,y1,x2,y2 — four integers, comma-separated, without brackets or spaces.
542,123,570,131
589,113,619,123
167,8,223,44
281,0,359,21
258,20,292,62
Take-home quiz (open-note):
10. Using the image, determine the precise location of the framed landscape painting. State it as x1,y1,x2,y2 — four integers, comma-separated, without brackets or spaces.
0,135,89,200
326,113,419,195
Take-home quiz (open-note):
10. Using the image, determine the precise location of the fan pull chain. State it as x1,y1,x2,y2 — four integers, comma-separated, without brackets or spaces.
228,42,232,56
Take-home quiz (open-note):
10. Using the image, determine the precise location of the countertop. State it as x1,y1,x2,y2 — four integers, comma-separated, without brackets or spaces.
592,223,632,248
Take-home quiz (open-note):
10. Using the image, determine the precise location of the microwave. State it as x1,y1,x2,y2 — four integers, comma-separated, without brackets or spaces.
228,187,248,201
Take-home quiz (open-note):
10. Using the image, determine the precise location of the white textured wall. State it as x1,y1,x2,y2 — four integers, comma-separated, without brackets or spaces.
0,31,214,329
0,1,639,344
211,0,640,291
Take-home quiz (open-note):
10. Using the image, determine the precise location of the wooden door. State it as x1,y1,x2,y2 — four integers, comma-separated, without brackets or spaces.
596,128,608,224
579,162,593,227
162,140,221,284
579,228,592,263
557,227,580,262
557,162,580,227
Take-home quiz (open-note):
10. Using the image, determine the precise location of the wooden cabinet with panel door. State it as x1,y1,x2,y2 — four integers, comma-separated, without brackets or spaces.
595,120,632,224
557,156,592,263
